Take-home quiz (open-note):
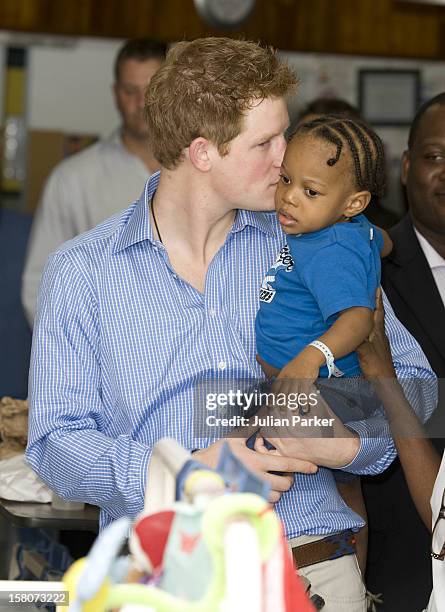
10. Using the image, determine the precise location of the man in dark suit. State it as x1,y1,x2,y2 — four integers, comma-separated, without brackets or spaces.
364,92,445,611
384,93,445,383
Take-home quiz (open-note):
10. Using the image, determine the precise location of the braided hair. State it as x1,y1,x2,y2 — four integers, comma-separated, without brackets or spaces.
292,115,386,199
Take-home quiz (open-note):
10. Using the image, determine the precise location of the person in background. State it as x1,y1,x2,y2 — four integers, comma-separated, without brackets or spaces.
383,92,445,398
295,97,361,125
21,38,167,327
357,289,444,612
295,97,400,231
363,92,445,612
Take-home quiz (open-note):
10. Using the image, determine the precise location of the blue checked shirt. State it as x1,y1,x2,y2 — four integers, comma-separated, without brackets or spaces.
27,172,437,534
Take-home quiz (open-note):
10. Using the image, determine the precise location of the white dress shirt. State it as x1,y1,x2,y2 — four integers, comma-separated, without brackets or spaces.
414,227,445,308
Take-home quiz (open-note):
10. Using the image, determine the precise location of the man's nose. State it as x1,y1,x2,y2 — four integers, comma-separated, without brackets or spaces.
274,135,287,166
136,88,146,109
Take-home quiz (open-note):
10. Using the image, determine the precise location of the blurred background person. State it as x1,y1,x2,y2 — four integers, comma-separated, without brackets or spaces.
21,37,167,327
294,96,361,124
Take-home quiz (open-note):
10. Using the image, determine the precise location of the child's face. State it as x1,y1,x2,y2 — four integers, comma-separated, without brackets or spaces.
275,134,362,235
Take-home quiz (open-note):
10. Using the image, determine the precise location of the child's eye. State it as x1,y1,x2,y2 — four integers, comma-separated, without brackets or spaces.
258,140,270,148
279,173,290,185
304,188,319,197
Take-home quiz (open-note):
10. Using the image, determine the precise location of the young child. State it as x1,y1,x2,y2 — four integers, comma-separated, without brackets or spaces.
254,114,392,421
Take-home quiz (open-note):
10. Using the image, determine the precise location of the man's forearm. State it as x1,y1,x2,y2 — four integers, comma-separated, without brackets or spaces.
342,372,437,476
369,378,441,529
373,378,426,434
26,429,151,519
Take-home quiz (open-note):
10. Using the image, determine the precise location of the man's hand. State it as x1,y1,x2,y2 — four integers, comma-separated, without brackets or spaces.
356,287,396,380
258,391,360,468
193,438,318,503
260,433,360,470
254,434,359,471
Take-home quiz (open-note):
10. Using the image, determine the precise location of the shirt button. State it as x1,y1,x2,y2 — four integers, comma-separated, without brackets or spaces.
218,361,226,371
209,308,216,317
172,274,177,279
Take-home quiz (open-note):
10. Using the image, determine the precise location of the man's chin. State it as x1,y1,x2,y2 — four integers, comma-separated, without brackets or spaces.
244,197,275,213
243,204,275,213
125,124,150,142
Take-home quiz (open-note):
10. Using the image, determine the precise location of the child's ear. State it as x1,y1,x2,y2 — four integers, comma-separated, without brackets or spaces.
344,191,371,218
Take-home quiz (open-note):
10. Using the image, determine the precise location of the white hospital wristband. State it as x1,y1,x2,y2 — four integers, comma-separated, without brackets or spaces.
308,340,344,378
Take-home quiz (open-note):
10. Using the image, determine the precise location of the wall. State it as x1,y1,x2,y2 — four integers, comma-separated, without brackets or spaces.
1,0,445,60
282,53,445,177
27,36,121,137
1,32,445,214
282,50,445,214
1,34,122,139
3,33,442,146
0,44,4,119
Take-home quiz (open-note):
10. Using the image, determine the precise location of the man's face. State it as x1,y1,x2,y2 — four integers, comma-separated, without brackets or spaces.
114,58,163,141
210,97,289,212
402,104,445,236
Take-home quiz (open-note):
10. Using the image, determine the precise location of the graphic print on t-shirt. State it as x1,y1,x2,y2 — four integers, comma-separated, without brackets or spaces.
259,244,294,303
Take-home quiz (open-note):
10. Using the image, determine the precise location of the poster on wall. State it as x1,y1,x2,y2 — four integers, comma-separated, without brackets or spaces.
358,69,421,126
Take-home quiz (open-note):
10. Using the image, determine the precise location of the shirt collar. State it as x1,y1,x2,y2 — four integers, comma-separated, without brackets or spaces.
114,172,277,254
231,209,277,237
113,172,160,254
106,129,124,148
107,129,151,176
413,226,445,270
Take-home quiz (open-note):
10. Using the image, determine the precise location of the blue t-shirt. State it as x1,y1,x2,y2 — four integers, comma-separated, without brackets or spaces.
255,214,383,377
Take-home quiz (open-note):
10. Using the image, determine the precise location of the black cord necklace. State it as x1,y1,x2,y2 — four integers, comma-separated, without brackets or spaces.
151,199,163,244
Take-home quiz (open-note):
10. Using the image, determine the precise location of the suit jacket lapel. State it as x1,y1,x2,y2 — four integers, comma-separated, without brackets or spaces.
387,216,445,364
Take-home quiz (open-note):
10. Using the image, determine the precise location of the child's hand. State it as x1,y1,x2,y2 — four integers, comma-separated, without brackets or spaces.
254,435,281,456
273,347,323,401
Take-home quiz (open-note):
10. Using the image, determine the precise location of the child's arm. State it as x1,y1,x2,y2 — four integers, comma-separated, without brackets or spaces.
377,226,393,257
313,306,374,362
279,307,373,382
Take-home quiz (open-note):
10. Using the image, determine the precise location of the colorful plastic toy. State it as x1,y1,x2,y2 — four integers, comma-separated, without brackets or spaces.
60,440,314,612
